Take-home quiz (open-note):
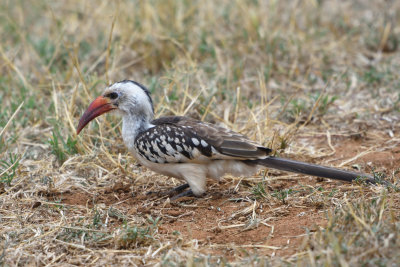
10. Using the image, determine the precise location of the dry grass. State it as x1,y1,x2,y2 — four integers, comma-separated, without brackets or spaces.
1,0,400,266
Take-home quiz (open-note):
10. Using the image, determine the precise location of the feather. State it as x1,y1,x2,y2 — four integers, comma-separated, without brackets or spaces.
148,116,271,160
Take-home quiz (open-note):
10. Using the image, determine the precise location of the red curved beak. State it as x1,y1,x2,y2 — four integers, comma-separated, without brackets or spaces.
76,96,116,134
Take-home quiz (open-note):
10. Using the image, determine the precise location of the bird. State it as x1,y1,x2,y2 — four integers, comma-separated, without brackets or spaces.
76,80,376,198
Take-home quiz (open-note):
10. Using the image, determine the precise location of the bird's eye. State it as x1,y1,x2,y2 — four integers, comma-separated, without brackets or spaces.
106,92,119,100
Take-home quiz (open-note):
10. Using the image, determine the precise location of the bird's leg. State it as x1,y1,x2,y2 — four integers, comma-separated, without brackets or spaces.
146,183,190,197
165,183,190,195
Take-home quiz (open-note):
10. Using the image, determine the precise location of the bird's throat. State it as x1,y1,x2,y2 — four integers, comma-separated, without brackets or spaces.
122,115,153,150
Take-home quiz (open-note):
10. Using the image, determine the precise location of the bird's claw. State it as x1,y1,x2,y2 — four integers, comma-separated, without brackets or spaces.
146,183,190,198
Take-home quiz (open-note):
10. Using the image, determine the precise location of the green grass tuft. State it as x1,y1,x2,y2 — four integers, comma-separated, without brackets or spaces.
0,153,20,186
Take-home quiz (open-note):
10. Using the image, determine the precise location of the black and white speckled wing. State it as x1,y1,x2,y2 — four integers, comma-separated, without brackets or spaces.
134,116,271,164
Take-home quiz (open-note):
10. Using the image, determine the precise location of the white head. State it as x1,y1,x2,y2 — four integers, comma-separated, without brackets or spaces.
106,80,154,118
77,80,154,134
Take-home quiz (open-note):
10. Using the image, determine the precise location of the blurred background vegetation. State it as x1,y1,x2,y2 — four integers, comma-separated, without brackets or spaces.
1,1,399,138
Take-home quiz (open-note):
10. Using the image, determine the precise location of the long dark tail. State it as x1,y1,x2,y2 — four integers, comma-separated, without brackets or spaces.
252,156,376,183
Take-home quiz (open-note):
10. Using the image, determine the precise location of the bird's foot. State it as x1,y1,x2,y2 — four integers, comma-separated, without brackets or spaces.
146,183,190,197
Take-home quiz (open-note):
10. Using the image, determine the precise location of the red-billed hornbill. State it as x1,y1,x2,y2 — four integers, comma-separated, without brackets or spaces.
77,80,375,198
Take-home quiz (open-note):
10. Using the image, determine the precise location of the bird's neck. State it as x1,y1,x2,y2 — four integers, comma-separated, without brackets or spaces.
122,114,153,149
